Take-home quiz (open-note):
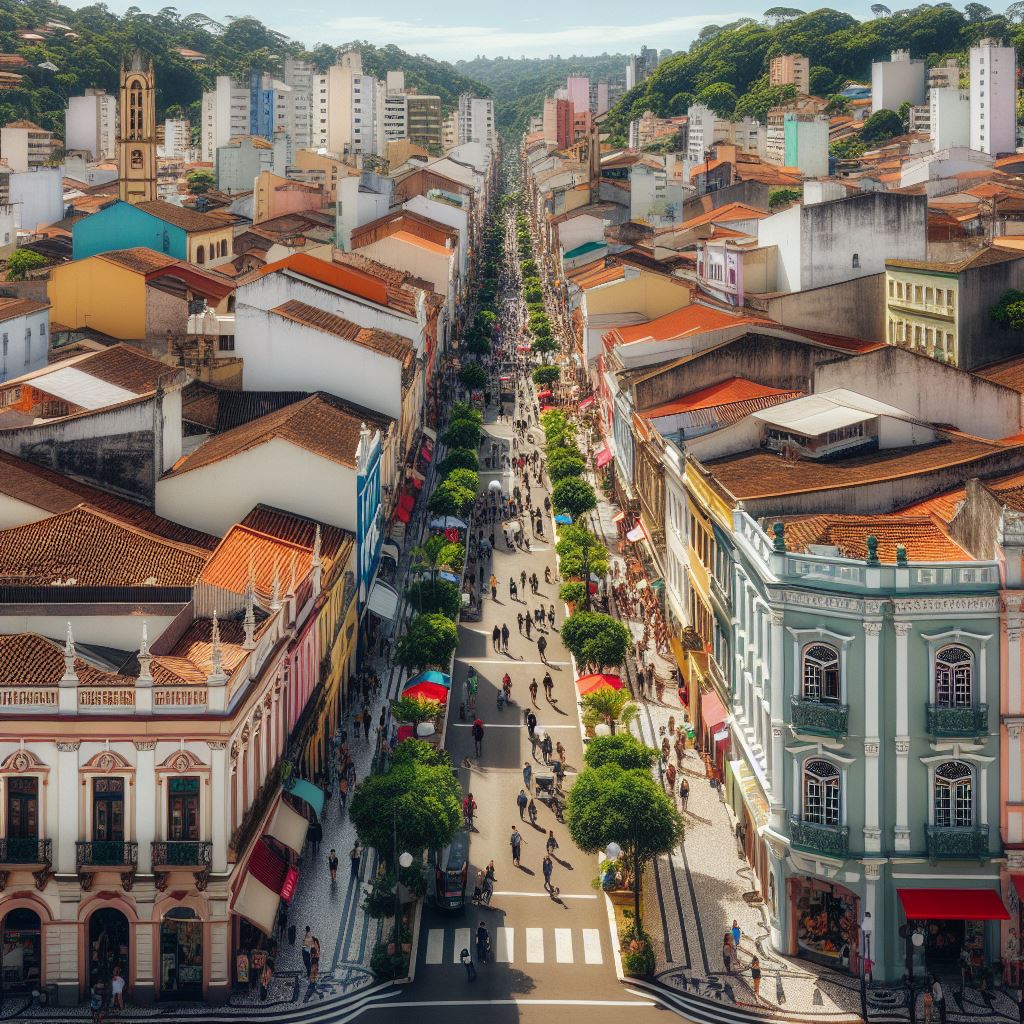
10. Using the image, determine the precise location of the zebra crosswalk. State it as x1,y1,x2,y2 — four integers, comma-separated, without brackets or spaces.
422,926,605,967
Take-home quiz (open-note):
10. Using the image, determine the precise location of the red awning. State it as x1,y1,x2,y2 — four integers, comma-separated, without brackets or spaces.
1013,875,1024,900
394,503,411,524
399,492,415,514
247,837,288,892
579,396,595,410
898,887,1009,921
536,389,553,399
700,689,729,733
612,510,627,523
595,447,613,468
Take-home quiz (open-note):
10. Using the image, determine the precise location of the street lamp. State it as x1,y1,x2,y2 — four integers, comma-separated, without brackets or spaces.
859,911,873,1021
605,842,621,862
392,809,413,960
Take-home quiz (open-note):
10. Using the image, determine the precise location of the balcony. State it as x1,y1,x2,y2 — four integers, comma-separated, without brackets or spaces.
926,703,988,739
76,840,138,891
791,696,849,738
789,817,849,858
0,837,51,866
151,840,213,870
926,825,989,860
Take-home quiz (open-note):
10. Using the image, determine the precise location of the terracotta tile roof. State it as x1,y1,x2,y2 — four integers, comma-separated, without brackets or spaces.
706,435,1019,502
270,299,414,362
607,305,771,346
97,247,180,274
163,393,392,479
200,524,313,600
0,505,210,586
982,468,1024,512
776,513,969,562
690,157,730,180
64,343,173,394
241,505,352,564
0,451,218,548
641,378,802,418
0,634,134,687
886,246,1024,274
0,297,48,321
567,262,626,290
898,488,965,524
154,617,261,685
974,354,1024,393
388,229,452,258
135,199,226,233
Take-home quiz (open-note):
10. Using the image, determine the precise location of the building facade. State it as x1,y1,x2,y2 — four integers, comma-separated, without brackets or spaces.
66,89,116,161
117,51,157,205
970,38,1016,157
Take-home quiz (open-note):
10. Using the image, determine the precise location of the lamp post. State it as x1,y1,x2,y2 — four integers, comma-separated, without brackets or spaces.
392,809,412,963
859,910,873,1021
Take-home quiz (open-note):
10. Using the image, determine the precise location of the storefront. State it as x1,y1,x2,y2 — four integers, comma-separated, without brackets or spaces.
1,907,41,992
898,887,1009,984
788,876,860,974
88,907,130,988
160,908,203,1000
697,685,730,779
726,759,771,904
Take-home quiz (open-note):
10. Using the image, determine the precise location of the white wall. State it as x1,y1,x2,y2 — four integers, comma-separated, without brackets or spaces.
970,39,1016,156
0,613,176,650
403,195,469,279
236,307,404,418
930,86,970,152
155,437,358,535
0,492,50,530
0,305,50,380
756,203,802,292
66,92,116,160
10,167,63,231
872,51,925,113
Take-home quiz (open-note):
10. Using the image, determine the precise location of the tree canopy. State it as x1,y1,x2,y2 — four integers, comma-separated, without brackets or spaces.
552,477,598,520
584,733,658,771
991,289,1024,331
561,611,632,670
394,613,459,670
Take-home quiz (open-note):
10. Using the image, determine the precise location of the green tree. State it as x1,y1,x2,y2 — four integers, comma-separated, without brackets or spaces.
350,739,462,869
462,330,491,356
825,94,851,115
580,687,639,735
584,733,658,771
442,419,481,449
437,542,465,573
991,289,1024,331
5,249,47,281
561,611,633,670
696,81,737,117
552,477,598,520
733,78,795,122
769,188,802,209
390,695,442,725
532,365,560,387
437,448,479,476
532,335,558,356
404,578,462,619
860,108,903,144
413,534,447,584
445,467,479,493
186,168,215,194
830,137,866,160
548,453,586,483
459,363,487,390
428,479,475,517
566,763,684,918
394,613,459,671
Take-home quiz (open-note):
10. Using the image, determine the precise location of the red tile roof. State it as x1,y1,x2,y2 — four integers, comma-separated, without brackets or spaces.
778,513,969,562
641,378,802,418
673,202,769,233
0,634,134,687
606,305,771,347
0,297,48,321
270,299,414,362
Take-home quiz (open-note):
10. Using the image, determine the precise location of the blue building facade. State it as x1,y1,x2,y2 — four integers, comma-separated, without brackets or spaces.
72,201,187,261
356,425,384,608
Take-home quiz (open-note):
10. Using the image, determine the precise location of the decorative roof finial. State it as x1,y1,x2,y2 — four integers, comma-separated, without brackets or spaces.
137,620,153,683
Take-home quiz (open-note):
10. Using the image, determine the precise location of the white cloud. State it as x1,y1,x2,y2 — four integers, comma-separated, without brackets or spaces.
281,12,756,60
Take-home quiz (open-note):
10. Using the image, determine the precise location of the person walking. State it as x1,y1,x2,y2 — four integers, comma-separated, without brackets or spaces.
460,947,477,981
490,574,498,600
328,848,339,884
302,926,313,977
510,826,522,866
309,936,321,983
517,788,529,820
526,709,538,738
543,671,554,702
517,612,525,634
476,922,490,964
510,577,518,601
350,842,362,881
339,775,349,812
111,965,126,1011
731,919,742,955
680,777,690,811
529,678,539,706
537,634,548,663
524,614,532,640
722,931,733,974
523,761,533,791
492,624,501,651
931,976,947,1024
259,956,273,1001
471,718,484,757
540,732,553,764
501,623,510,652
751,957,762,1002
546,830,559,857
542,854,554,891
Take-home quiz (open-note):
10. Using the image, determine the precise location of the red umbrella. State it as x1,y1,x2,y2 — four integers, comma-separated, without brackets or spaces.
402,681,449,703
541,404,556,413
536,389,553,399
575,673,624,695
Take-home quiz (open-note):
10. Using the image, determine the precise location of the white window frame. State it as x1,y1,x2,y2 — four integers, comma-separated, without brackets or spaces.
920,629,990,705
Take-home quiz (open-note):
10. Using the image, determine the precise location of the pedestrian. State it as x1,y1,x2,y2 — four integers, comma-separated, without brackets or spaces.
490,574,498,600
922,987,934,1024
524,614,532,639
517,612,525,634
90,982,105,1024
302,926,313,977
492,624,501,651
517,788,528,819
477,921,490,964
546,830,559,857
111,965,125,1011
526,710,538,737
543,671,554,701
510,577,518,601
931,976,947,1024
328,848,339,883
732,919,742,953
538,634,548,663
510,826,522,866
501,623,510,651
680,778,690,811
259,956,272,1001
529,678,539,705
722,931,733,973
363,714,371,741
523,761,533,790
548,604,556,628
542,854,554,890
339,775,349,811
460,947,477,981
751,956,762,1002
309,937,321,983
556,740,566,768
350,842,362,881
472,718,485,757
540,732,553,764
665,761,676,794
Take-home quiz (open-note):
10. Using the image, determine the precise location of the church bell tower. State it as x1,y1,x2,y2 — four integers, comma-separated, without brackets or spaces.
118,49,157,204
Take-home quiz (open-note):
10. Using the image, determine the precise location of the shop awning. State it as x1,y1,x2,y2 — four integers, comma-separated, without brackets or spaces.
430,516,467,530
576,673,623,695
409,468,425,488
626,519,649,543
701,689,729,733
612,510,627,524
421,426,437,444
367,578,400,621
402,680,449,703
579,396,595,411
267,800,309,857
394,503,411,524
406,669,451,690
381,541,401,564
898,887,1009,921
596,448,613,468
536,389,553,399
1013,875,1024,900
233,838,288,935
287,778,325,818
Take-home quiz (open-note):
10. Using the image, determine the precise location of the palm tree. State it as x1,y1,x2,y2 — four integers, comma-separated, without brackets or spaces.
581,688,638,736
413,534,447,587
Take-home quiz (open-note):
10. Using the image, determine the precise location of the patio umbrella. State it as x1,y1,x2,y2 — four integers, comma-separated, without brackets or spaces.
402,681,449,703
438,571,459,585
406,670,452,690
554,513,572,525
575,673,624,695
430,516,467,530
489,479,503,493
536,389,553,399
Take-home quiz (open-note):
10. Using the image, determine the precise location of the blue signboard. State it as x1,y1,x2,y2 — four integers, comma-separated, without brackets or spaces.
356,429,384,607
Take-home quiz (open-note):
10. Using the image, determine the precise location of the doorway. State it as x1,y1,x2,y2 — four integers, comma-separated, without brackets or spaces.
1,908,40,992
160,908,203,1000
88,908,129,988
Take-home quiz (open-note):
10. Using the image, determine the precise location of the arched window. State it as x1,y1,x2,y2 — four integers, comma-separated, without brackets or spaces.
130,148,143,170
935,645,972,707
802,643,840,702
220,239,228,257
934,760,973,828
196,245,205,265
803,759,841,826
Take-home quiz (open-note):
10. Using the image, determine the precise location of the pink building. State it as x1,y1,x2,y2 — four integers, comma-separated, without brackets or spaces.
566,75,590,117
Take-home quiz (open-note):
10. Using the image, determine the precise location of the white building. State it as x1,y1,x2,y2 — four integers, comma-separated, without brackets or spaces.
566,75,589,116
375,82,408,155
162,118,190,159
457,94,495,149
0,121,55,173
0,296,51,381
783,113,828,178
200,76,248,163
687,104,762,164
970,37,1017,157
65,89,116,161
930,84,970,151
8,166,63,232
871,49,925,114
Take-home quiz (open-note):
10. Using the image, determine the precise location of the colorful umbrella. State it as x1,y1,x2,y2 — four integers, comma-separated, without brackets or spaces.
406,670,452,689
575,673,624,695
554,513,572,525
402,681,449,703
536,389,553,399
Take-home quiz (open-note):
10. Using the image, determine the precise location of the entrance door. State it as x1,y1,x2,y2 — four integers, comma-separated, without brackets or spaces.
88,908,129,987
6,777,38,862
1,908,40,991
168,778,200,841
160,911,203,1000
93,778,124,864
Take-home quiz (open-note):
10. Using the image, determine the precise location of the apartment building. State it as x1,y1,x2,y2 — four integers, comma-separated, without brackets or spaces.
458,94,495,148
871,49,925,114
65,89,116,160
970,38,1016,157
407,94,442,151
769,54,810,94
0,120,55,172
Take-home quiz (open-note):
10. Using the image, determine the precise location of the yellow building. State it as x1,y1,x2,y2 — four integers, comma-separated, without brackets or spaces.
289,149,359,205
118,49,157,204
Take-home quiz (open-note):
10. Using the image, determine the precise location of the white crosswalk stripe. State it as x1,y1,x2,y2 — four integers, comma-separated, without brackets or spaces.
423,926,604,967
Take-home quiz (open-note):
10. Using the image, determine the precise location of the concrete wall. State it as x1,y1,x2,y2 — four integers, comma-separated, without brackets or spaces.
10,168,63,232
680,180,769,222
759,274,885,342
814,342,1021,439
72,202,187,262
958,258,1024,369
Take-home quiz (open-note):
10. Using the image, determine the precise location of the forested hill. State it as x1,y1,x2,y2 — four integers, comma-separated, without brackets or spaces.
603,5,1024,141
0,1,487,138
457,53,629,135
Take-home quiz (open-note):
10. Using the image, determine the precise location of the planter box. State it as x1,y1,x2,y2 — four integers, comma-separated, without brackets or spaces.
606,888,635,908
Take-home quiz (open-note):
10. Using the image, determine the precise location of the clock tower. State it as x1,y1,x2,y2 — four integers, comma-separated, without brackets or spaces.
118,49,156,204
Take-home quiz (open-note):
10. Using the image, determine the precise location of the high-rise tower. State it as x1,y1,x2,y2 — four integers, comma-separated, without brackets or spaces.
118,49,157,204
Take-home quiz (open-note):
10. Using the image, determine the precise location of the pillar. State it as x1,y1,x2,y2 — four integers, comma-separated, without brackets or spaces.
769,611,786,822
208,741,228,873
894,621,912,851
863,621,882,853
134,740,157,873
55,740,80,874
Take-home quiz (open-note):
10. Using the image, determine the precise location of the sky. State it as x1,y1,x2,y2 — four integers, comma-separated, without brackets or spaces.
62,0,887,61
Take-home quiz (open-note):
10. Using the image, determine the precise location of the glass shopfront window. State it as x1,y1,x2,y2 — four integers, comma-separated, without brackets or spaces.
1,908,40,991
160,908,203,999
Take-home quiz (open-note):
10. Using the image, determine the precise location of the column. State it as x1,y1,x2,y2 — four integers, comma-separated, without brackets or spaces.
769,611,785,809
55,740,80,875
133,740,157,874
894,621,912,851
1007,609,1022,717
863,621,882,853
208,741,228,873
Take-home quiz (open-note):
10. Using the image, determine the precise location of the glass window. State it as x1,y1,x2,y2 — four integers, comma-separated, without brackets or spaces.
803,760,841,825
935,644,972,706
934,760,973,827
93,777,124,842
802,643,840,701
168,777,200,841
